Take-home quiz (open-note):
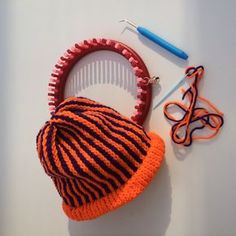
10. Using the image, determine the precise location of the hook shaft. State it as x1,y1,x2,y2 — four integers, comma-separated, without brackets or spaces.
119,19,188,60
119,19,137,28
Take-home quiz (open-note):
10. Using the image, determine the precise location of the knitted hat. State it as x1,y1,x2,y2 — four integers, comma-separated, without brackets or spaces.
36,97,165,220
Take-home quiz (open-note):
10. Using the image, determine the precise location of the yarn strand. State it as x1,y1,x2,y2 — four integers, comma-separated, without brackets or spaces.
164,66,224,146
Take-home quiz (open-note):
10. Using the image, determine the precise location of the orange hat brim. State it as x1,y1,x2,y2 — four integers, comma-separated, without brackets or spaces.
62,132,165,221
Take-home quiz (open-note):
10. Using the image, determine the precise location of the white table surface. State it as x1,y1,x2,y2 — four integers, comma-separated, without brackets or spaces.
0,0,235,235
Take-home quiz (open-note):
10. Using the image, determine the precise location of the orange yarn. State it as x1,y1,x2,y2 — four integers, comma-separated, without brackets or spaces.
63,133,164,220
164,66,224,146
36,97,165,220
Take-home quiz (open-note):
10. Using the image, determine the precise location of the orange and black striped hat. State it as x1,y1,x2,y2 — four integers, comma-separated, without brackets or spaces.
36,97,165,220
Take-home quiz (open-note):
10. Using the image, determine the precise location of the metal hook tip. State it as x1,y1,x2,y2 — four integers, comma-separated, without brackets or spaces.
118,19,137,28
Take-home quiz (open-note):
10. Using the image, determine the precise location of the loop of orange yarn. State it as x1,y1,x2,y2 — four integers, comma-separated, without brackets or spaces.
163,66,224,146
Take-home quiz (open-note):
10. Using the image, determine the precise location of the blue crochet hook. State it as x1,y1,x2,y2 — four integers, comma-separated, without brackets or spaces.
120,19,188,60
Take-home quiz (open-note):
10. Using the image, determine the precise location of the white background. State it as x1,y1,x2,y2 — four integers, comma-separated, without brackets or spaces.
0,0,236,236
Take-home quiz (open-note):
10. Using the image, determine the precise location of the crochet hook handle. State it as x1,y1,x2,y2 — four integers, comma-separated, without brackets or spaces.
137,26,188,60
120,19,188,60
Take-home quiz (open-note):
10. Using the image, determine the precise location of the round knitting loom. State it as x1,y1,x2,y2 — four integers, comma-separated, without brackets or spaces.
48,38,152,125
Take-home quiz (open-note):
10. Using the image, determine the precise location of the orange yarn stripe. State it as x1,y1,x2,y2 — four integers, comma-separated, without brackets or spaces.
60,129,123,188
93,113,148,157
57,122,131,185
57,111,137,174
57,140,111,194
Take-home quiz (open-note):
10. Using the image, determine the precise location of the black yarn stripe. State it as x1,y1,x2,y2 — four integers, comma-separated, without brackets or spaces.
60,178,75,207
38,126,69,204
54,98,147,135
78,180,96,203
98,113,150,147
79,113,143,164
56,131,103,200
65,178,83,206
45,125,66,177
57,141,102,201
72,179,90,204
54,97,120,115
58,140,111,194
61,113,139,171
80,178,104,199
56,140,105,199
56,143,78,178
62,128,124,186
61,127,131,184
97,111,150,140
54,114,136,173
53,177,69,205
91,113,148,155
62,125,131,184
58,131,118,189
57,137,109,191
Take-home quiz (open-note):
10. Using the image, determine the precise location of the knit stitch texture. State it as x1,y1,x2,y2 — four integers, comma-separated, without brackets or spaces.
36,97,165,220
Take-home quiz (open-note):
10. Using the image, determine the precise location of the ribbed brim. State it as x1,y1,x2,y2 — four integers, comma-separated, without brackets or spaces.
62,132,165,220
